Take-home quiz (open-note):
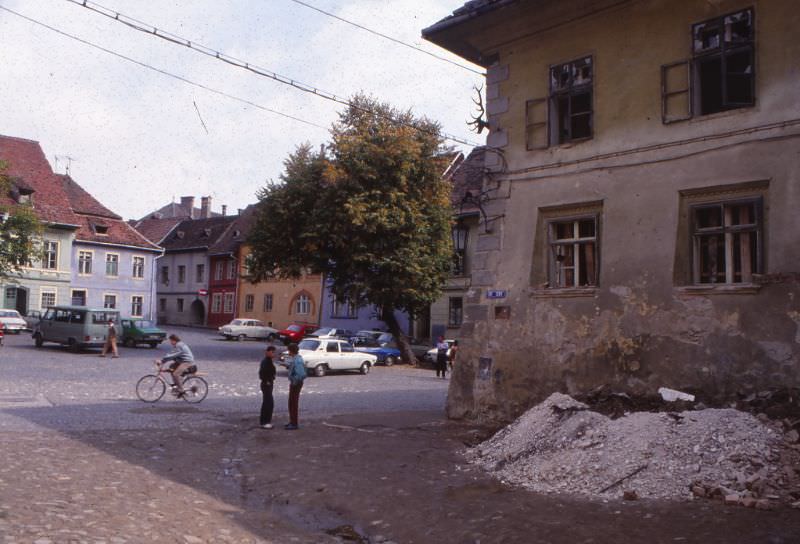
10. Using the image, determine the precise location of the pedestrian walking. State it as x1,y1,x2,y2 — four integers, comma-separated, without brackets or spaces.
448,340,459,371
259,345,277,429
435,336,449,379
285,343,306,430
99,318,119,358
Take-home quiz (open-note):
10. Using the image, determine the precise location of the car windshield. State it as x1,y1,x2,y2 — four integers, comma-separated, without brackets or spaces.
298,339,320,351
133,320,156,328
287,325,302,332
0,310,21,318
311,328,333,336
377,333,393,344
230,319,245,326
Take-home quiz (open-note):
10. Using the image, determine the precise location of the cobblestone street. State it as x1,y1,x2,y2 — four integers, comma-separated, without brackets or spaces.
2,329,800,543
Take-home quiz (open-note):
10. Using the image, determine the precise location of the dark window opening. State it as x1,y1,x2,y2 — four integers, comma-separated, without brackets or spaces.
549,56,593,144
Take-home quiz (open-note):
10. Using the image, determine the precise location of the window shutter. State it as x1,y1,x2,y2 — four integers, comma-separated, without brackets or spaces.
525,97,548,150
661,60,692,123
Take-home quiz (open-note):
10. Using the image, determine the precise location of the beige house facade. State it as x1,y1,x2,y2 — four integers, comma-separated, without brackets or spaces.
236,245,323,330
424,0,800,421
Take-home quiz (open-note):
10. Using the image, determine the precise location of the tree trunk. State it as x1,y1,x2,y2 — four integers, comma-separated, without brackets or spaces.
381,306,416,366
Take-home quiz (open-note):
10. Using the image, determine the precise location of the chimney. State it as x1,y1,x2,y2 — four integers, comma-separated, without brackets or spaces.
221,205,227,216
180,196,195,218
200,196,212,219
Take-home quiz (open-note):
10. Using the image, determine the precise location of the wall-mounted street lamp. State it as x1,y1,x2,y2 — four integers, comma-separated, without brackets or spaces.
451,218,469,276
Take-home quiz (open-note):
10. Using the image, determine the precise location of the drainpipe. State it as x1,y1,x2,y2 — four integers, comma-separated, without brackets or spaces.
150,249,164,321
316,273,325,327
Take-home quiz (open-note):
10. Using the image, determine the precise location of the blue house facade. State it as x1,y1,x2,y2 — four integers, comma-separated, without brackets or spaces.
319,278,411,336
61,175,161,319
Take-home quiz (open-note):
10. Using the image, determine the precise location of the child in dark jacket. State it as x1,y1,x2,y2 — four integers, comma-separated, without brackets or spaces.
259,346,277,429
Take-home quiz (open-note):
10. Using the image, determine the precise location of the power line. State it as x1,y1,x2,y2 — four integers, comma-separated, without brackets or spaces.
0,5,328,131
62,0,483,148
286,0,485,76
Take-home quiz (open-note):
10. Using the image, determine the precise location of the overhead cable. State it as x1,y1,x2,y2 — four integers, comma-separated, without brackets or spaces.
0,5,329,131
63,0,483,147
287,0,485,76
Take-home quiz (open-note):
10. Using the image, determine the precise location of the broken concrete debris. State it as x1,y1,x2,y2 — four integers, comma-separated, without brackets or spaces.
466,393,800,507
658,387,696,403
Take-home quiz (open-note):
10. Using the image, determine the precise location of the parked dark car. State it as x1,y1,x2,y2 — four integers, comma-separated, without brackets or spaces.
121,319,167,348
373,333,430,361
353,338,402,366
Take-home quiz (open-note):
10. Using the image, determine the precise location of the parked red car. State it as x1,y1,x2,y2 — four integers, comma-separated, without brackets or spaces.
278,323,317,344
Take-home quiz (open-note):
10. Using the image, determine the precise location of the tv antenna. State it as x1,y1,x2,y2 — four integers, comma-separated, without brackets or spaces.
54,155,77,175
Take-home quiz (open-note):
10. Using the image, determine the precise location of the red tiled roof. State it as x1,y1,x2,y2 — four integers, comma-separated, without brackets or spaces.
0,135,80,226
58,174,120,219
159,216,237,252
58,175,160,251
132,217,183,245
209,204,258,255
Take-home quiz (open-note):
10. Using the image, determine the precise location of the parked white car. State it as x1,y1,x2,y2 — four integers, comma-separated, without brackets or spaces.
219,319,278,341
283,338,377,377
0,309,27,334
425,340,455,363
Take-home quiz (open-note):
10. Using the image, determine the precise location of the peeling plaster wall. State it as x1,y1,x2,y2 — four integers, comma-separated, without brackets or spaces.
446,0,800,423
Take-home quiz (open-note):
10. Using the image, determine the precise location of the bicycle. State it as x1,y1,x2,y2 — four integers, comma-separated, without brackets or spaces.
135,361,208,403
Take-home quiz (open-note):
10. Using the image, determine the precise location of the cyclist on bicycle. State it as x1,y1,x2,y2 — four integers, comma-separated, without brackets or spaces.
156,334,195,396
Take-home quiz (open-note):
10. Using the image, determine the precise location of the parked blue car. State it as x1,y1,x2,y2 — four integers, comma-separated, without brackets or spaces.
353,338,402,366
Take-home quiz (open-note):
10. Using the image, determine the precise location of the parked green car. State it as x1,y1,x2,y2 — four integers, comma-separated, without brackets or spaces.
120,319,166,348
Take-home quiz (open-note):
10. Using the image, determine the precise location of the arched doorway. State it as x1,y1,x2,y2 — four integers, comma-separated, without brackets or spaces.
190,299,205,326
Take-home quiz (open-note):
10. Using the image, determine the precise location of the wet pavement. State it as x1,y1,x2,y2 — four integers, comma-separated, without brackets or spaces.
1,329,799,543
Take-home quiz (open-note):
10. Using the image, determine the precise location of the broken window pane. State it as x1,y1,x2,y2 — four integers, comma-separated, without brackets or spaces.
695,206,723,229
692,9,754,115
550,56,594,144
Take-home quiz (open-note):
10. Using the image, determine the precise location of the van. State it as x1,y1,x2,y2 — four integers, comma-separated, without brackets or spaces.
33,306,120,352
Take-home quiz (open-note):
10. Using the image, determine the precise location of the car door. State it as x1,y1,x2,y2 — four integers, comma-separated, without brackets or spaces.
324,340,343,369
340,342,360,369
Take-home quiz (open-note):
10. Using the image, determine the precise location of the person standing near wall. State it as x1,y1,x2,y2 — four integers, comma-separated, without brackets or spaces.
100,318,119,358
259,346,276,429
285,343,306,430
435,336,449,379
448,340,459,371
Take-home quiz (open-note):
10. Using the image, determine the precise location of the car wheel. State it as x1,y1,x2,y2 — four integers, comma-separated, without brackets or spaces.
360,362,370,375
34,333,43,348
385,355,396,367
237,334,246,342
267,333,277,342
314,365,327,377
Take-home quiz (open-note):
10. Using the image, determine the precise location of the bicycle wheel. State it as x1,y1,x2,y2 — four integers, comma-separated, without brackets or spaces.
136,375,166,403
181,376,208,403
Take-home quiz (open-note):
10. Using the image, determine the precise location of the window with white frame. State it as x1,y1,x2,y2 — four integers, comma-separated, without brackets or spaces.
71,289,87,306
103,294,117,309
178,265,186,284
223,293,235,314
244,294,254,312
547,215,599,288
227,260,237,280
131,296,143,317
215,261,224,280
691,199,762,284
211,293,222,313
263,293,273,312
43,241,58,269
295,294,311,315
132,256,145,279
41,290,56,308
78,251,93,275
105,254,119,277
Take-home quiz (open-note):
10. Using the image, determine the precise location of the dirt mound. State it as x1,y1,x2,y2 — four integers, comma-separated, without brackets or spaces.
467,393,800,506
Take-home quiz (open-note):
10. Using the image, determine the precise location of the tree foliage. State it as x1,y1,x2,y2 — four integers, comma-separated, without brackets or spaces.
0,160,41,279
248,96,454,361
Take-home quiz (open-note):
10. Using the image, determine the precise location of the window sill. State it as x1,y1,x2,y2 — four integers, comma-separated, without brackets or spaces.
688,105,755,125
675,284,761,296
531,287,597,299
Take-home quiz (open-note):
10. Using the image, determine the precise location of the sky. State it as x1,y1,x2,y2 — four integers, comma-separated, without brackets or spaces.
0,0,483,220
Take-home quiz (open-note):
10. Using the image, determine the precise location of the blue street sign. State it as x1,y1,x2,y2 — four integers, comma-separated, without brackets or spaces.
487,290,507,299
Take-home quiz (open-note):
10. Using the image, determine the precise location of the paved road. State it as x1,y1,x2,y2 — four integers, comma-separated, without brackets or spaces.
0,326,448,432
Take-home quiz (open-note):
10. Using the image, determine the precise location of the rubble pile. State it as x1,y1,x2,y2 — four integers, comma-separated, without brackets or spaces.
467,393,800,507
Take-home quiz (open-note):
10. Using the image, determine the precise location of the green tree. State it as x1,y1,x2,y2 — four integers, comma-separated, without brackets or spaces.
248,96,454,363
0,160,41,279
